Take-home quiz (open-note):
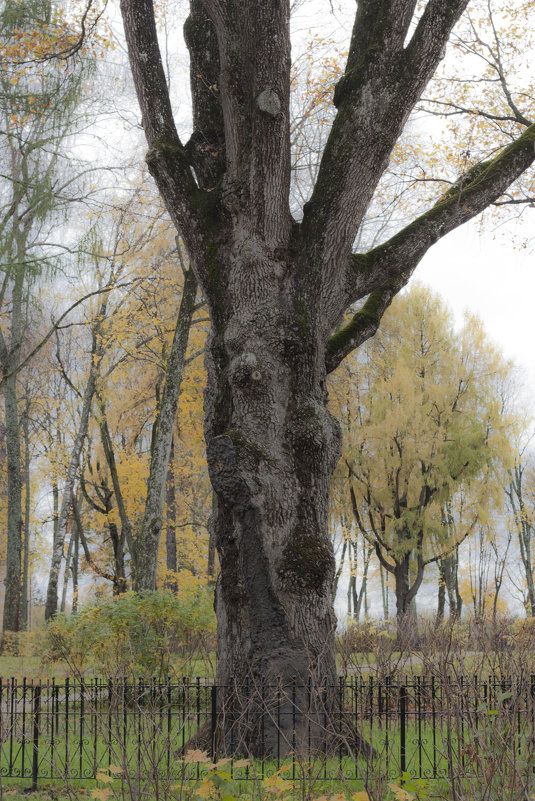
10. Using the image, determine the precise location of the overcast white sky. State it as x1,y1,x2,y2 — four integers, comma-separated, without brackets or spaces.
416,220,535,403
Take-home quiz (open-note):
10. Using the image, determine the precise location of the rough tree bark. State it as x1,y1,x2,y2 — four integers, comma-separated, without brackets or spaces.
120,0,535,715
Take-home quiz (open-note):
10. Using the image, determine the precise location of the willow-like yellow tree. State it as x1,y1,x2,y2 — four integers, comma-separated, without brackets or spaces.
120,0,535,697
334,285,516,626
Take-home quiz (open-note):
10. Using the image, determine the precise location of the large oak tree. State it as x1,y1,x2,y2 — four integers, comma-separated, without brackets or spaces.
120,0,535,689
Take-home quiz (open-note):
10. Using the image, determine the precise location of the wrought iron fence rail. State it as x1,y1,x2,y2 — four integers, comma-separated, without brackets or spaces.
0,676,534,786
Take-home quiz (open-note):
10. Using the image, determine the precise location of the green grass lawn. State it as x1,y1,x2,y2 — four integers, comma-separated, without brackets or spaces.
0,654,216,684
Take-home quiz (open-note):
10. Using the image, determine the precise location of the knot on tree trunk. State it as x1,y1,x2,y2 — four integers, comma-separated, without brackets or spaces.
207,434,252,510
256,87,281,117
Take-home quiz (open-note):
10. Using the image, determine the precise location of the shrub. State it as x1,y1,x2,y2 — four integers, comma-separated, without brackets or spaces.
39,577,215,679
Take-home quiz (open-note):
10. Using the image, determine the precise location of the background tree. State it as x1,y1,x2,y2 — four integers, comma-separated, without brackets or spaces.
333,285,516,626
120,0,535,701
0,0,98,634
506,449,535,615
39,187,211,608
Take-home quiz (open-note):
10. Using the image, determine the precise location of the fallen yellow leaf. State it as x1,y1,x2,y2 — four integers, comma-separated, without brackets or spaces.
96,772,114,784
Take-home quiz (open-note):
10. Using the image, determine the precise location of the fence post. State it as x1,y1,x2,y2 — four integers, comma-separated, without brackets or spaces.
31,682,41,791
210,684,217,760
399,683,406,780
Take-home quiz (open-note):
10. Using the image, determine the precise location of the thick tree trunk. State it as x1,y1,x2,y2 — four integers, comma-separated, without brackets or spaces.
206,305,339,684
393,548,424,645
207,500,216,584
394,557,412,622
201,244,341,757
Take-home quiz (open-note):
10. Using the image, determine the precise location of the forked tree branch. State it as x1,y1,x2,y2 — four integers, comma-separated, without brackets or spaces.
120,0,205,251
326,122,535,371
301,0,469,303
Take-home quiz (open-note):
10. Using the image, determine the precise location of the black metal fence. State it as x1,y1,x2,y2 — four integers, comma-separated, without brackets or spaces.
1,675,535,787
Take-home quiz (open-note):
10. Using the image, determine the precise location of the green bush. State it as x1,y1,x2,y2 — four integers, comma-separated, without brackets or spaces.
39,585,215,679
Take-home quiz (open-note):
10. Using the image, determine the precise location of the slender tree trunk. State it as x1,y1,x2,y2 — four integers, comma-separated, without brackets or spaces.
135,267,197,589
60,531,74,613
108,522,127,595
52,479,59,552
164,436,178,591
21,401,31,630
441,550,462,618
72,518,79,613
355,545,372,621
95,398,135,573
45,355,98,620
436,562,446,624
380,563,389,620
333,536,347,599
0,269,24,635
349,539,358,618
508,469,535,616
2,372,22,633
